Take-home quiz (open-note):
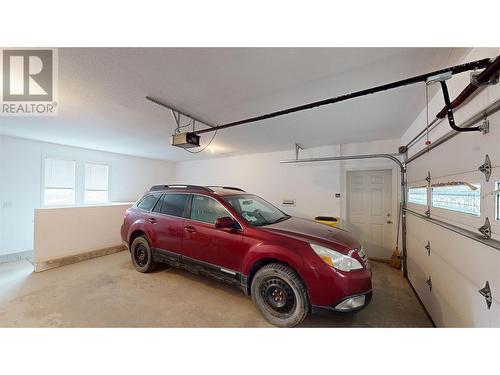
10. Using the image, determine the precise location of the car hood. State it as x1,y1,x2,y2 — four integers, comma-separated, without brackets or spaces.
261,216,360,254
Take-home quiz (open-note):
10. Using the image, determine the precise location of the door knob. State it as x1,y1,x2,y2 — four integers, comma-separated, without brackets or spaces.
386,220,393,224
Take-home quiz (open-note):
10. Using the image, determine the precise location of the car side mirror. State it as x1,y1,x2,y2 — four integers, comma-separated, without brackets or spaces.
215,216,237,229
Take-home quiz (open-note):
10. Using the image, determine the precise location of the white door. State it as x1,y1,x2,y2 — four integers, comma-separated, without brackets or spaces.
346,169,393,259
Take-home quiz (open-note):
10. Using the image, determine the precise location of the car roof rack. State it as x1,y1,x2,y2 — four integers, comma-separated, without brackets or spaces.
206,186,245,192
149,184,212,192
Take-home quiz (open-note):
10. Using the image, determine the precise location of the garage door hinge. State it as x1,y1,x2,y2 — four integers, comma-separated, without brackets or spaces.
426,276,432,292
424,208,431,218
479,281,492,310
478,217,491,240
425,241,431,256
425,171,431,185
478,154,492,182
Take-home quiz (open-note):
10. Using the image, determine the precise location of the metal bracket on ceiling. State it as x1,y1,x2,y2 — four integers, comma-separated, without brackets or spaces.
426,71,453,85
295,144,304,160
425,241,431,256
478,154,492,182
145,96,216,134
478,217,492,240
478,119,490,135
426,276,432,292
471,69,499,87
479,281,493,310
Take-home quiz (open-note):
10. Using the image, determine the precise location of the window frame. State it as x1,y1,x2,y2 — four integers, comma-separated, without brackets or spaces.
431,182,481,217
41,156,77,208
407,186,428,206
406,176,430,215
83,162,110,205
428,176,484,231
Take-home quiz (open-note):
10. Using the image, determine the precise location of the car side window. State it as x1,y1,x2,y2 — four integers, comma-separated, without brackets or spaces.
157,194,189,217
137,194,159,211
190,195,230,224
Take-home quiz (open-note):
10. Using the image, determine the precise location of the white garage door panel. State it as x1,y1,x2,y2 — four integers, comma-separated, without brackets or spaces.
407,213,499,327
423,222,500,298
406,215,432,307
428,250,491,327
407,110,500,180
488,300,500,327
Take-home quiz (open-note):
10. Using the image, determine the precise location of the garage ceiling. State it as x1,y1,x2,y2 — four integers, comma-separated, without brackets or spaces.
0,48,475,161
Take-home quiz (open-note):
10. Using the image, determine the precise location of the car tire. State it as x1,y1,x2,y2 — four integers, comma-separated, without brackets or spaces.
251,263,310,327
130,236,157,273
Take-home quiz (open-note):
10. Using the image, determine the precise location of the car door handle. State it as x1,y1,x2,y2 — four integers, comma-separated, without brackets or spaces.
184,226,196,233
148,217,157,224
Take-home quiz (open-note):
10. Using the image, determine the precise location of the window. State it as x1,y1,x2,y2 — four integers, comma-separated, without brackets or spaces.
190,195,230,224
432,183,481,216
153,194,189,217
43,158,76,206
408,187,427,205
84,163,109,204
137,194,159,211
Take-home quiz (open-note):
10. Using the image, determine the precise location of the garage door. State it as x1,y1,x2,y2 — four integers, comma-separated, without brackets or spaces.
405,109,500,327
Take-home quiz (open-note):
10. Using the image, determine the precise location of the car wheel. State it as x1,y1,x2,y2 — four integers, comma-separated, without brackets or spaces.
130,236,156,273
251,263,310,327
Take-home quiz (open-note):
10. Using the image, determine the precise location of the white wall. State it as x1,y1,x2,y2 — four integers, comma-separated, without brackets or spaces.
175,138,401,256
34,203,132,266
402,48,500,327
0,135,175,256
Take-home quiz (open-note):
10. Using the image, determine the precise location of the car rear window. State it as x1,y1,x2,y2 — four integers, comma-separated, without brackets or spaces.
137,194,159,211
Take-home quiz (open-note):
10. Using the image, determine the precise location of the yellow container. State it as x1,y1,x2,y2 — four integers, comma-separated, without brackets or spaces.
314,216,340,227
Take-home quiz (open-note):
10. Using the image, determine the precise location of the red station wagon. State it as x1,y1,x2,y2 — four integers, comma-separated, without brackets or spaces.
121,185,372,327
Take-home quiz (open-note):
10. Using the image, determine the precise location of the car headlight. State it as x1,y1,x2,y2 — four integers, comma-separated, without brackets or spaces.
310,244,363,272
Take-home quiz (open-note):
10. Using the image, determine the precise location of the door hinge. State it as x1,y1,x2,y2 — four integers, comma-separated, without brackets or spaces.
424,208,431,218
425,241,431,256
426,276,432,292
425,171,431,186
479,281,492,310
478,217,491,240
478,154,492,182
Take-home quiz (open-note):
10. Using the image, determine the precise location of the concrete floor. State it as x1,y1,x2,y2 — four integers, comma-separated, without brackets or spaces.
0,251,433,327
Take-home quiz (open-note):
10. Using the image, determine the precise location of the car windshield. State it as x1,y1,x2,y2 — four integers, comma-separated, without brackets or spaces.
223,194,290,227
